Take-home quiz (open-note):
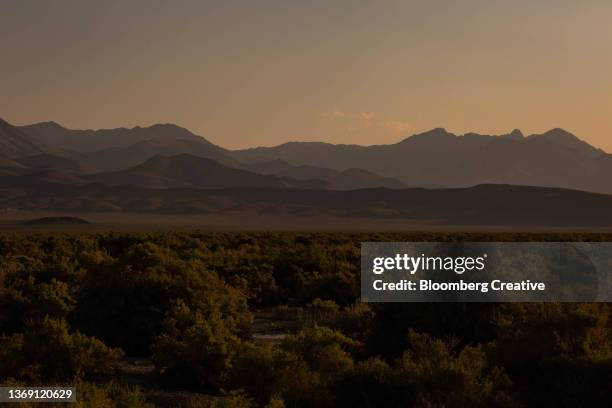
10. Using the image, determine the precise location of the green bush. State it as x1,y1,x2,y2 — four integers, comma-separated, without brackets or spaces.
75,381,152,408
395,330,516,408
229,343,279,406
152,301,239,391
0,317,122,383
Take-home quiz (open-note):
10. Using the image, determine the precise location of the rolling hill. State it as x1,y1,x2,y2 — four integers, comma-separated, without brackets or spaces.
72,137,239,173
86,154,316,189
244,159,406,189
15,153,88,173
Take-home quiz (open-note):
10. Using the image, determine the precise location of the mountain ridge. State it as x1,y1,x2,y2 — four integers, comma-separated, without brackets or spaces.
86,153,321,190
3,117,612,194
7,117,609,153
0,118,58,158
19,121,219,152
232,127,612,193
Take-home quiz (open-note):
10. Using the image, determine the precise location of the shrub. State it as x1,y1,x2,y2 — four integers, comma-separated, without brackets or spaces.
152,301,239,391
0,317,122,383
75,381,152,408
395,330,516,408
229,343,279,406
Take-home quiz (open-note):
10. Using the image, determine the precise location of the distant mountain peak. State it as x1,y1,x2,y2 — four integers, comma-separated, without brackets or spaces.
423,127,451,136
148,123,189,132
540,128,577,140
530,128,590,145
0,118,55,158
401,127,454,143
503,129,524,140
530,128,602,156
36,120,66,129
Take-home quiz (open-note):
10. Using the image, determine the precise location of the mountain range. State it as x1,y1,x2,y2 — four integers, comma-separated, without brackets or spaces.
234,128,612,192
1,119,409,190
2,118,610,193
1,117,611,226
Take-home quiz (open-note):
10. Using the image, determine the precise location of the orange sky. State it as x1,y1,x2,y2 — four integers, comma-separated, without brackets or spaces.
2,1,611,151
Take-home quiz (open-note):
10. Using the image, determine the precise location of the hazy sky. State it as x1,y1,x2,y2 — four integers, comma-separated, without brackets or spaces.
2,0,612,151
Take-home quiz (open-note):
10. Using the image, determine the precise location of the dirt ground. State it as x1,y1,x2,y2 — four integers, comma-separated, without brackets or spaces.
1,210,611,233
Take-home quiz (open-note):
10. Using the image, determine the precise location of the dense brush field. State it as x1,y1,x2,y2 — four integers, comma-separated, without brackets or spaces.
1,232,611,407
